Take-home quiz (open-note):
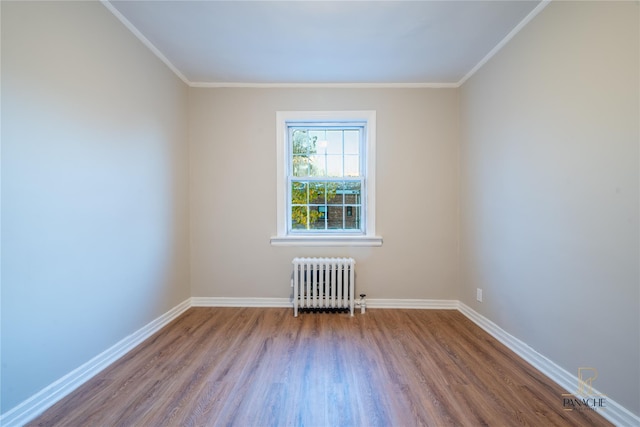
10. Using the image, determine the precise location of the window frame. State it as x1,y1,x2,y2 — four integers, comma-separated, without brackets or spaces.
272,110,382,247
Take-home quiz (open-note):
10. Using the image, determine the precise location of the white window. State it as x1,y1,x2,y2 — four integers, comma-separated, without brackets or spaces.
272,111,382,246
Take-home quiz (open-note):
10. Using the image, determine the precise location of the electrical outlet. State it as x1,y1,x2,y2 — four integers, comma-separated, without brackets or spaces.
476,288,483,302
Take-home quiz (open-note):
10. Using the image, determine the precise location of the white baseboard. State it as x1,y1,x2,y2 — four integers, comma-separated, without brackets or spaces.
0,298,191,427
3,298,637,427
457,302,640,427
191,297,291,307
190,297,459,310
367,298,458,309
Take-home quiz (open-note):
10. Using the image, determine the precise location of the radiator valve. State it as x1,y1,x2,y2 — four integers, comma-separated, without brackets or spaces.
358,294,367,314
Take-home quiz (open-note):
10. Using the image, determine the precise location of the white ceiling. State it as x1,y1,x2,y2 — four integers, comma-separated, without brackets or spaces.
106,1,544,87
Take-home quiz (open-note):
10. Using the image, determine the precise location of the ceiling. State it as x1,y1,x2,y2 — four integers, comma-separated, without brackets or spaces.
106,1,544,87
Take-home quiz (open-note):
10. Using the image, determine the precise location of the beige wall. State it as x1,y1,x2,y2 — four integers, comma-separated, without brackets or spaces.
460,1,639,415
189,88,460,301
1,1,190,411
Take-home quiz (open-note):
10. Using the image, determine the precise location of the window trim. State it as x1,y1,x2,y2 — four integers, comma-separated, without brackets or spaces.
272,110,382,247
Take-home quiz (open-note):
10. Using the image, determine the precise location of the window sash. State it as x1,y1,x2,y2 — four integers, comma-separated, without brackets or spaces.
287,177,365,234
287,125,365,179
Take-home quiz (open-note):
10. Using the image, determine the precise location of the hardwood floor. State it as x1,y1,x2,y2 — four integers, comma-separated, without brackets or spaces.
28,308,611,426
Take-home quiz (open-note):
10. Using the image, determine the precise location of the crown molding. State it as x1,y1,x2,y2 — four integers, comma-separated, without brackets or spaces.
189,82,459,89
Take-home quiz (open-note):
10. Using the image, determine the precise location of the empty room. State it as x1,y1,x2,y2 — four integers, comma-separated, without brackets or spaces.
1,0,638,426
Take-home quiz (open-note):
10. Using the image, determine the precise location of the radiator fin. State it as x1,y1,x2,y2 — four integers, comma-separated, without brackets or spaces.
292,257,355,317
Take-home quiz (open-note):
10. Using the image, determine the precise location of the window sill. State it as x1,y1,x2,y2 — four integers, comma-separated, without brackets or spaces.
270,235,383,247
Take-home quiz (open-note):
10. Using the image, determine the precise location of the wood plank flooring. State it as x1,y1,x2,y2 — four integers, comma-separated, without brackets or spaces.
28,308,612,426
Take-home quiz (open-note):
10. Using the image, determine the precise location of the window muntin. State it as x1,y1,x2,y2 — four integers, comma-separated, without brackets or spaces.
287,124,365,233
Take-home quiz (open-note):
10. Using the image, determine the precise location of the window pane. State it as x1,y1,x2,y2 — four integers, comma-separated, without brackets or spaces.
344,130,360,155
308,155,324,176
326,182,342,205
326,130,343,154
309,211,325,230
292,156,312,177
291,206,308,229
326,155,343,177
327,206,344,229
292,130,310,154
309,182,325,204
316,139,328,155
343,181,361,204
291,181,308,204
344,206,361,230
344,155,359,177
318,205,327,219
309,130,323,155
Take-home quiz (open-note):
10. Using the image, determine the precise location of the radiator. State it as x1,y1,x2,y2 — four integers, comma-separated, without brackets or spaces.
292,257,355,317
